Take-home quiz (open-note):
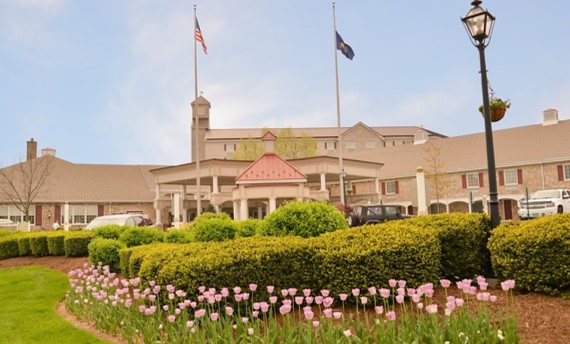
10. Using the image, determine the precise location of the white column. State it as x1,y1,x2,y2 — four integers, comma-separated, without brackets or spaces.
212,176,219,193
240,199,248,220
320,173,327,190
181,186,188,222
173,191,181,229
269,197,277,214
63,202,70,231
154,184,162,227
375,178,381,203
233,200,240,220
416,167,428,215
257,206,263,219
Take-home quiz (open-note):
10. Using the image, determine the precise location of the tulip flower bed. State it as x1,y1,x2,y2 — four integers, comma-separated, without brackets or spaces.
66,263,519,343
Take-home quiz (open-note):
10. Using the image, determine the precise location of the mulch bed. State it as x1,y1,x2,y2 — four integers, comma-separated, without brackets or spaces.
1,256,569,343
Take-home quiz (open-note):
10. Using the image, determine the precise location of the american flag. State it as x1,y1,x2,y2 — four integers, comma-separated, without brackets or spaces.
195,18,207,54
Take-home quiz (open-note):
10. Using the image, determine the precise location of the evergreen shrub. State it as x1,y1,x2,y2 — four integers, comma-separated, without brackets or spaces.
64,231,94,257
488,214,570,294
0,235,20,259
236,218,263,238
30,234,49,257
118,227,165,247
88,238,126,272
17,236,32,256
164,229,194,244
47,232,66,256
261,201,348,238
93,225,130,240
191,213,236,242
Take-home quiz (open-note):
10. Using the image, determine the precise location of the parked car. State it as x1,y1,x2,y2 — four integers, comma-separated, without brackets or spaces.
518,189,570,220
85,213,153,230
347,204,411,227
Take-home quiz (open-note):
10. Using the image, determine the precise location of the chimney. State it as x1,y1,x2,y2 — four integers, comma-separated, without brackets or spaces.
41,147,56,157
261,131,277,153
542,108,559,126
26,138,37,160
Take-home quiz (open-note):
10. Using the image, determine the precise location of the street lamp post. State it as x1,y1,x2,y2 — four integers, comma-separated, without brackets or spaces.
462,0,500,229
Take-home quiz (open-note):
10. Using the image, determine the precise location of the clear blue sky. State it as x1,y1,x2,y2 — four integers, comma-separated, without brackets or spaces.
1,1,569,166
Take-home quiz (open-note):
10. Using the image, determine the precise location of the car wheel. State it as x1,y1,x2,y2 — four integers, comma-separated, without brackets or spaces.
558,205,563,214
347,216,357,227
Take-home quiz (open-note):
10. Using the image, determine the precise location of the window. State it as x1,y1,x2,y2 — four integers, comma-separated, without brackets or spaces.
565,164,570,180
467,173,480,188
365,140,376,149
69,205,98,224
346,141,356,150
0,205,35,223
504,169,518,185
224,144,236,152
386,181,396,195
325,141,336,150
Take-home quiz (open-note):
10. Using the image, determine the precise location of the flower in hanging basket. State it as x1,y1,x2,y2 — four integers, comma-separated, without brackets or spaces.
478,98,511,113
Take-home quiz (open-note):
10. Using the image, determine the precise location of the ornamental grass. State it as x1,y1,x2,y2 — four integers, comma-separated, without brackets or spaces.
66,263,519,343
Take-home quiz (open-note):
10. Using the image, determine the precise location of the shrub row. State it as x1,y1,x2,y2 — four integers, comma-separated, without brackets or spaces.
488,214,570,295
0,231,94,260
120,225,440,300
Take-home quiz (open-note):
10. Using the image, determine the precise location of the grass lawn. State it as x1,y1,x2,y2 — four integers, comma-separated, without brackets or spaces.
0,265,110,344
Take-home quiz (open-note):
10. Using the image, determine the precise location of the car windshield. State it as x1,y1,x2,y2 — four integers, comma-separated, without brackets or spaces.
86,217,127,229
531,190,560,199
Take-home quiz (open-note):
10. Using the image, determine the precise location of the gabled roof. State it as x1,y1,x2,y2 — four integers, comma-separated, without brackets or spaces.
342,121,385,139
348,119,570,178
0,156,165,203
236,153,307,182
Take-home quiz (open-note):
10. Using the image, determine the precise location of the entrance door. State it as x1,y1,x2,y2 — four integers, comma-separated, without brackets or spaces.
504,199,513,220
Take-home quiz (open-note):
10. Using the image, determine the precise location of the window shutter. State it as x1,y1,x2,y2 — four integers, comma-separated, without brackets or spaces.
55,205,61,223
498,171,504,186
381,182,386,195
35,205,42,226
234,144,237,151
558,165,564,181
479,173,484,187
334,142,337,149
98,205,104,216
517,169,523,184
224,144,227,151
352,184,357,194
395,181,399,194
461,174,467,189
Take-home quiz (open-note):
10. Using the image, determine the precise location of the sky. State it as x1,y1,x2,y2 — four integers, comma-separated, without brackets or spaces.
1,0,569,166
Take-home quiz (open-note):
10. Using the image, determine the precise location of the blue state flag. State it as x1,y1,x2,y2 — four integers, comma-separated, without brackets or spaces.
336,31,355,60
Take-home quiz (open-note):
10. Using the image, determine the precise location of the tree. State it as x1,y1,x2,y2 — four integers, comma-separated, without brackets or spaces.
423,141,450,214
232,127,318,161
232,136,264,160
275,127,317,159
0,156,52,222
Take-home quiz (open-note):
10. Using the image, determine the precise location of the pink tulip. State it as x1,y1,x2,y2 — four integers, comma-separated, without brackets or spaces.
320,289,329,297
252,311,259,318
267,285,275,293
269,296,278,304
396,295,405,304
168,315,176,323
221,288,229,297
323,308,333,318
339,293,348,301
375,306,384,314
360,296,368,305
260,302,270,312
295,296,304,305
368,286,377,295
279,304,292,315
225,306,234,316
323,297,334,307
455,298,465,307
379,288,390,298
333,311,342,319
233,286,241,294
386,311,396,320
281,289,289,297
352,288,360,296
398,280,406,288
210,312,219,321
426,304,438,314
312,321,320,328
305,296,314,304
303,289,312,297
389,279,397,288
186,320,194,328
288,288,297,296
343,329,352,337
249,284,257,292
248,328,254,336
304,309,314,320
315,296,323,305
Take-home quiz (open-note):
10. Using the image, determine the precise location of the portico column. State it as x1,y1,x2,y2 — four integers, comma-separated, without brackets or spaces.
320,173,327,190
173,191,181,229
154,184,162,227
416,167,428,215
233,200,240,220
375,178,381,203
257,206,263,219
63,202,70,231
240,199,248,220
212,176,220,213
268,197,276,214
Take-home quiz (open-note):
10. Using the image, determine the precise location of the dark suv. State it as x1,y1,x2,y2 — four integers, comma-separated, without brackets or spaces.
347,204,410,227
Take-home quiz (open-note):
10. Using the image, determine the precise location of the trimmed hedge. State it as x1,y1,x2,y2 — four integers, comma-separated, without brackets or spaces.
118,227,165,248
64,231,95,257
0,235,20,259
405,213,492,278
30,235,49,257
187,213,236,242
17,236,32,256
236,219,263,238
164,230,194,244
47,233,66,256
88,238,126,272
120,244,177,278
93,225,129,240
261,201,348,238
488,214,570,294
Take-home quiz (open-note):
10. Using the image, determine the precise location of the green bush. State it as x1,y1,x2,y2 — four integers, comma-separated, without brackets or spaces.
17,236,32,256
164,229,194,244
47,233,66,256
236,218,263,238
93,225,129,240
88,238,126,272
120,244,179,279
0,230,19,238
64,231,94,257
261,201,348,238
0,236,20,259
309,222,441,296
191,215,236,242
488,214,570,294
405,213,492,278
118,227,165,248
30,235,49,257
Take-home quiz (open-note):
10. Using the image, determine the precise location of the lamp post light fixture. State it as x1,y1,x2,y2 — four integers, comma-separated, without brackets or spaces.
462,0,500,229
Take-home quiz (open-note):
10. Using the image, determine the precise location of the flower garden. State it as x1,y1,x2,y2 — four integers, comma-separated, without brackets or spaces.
1,201,569,343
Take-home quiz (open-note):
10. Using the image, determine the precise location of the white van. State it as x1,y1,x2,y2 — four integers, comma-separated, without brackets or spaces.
518,189,570,220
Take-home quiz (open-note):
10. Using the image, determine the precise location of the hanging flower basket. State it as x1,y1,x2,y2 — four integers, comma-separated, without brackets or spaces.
478,98,510,122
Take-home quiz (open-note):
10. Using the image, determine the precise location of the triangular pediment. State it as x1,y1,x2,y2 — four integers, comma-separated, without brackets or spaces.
236,153,307,183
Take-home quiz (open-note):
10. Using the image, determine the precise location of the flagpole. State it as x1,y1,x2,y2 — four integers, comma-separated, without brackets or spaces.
332,1,346,206
194,3,202,216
